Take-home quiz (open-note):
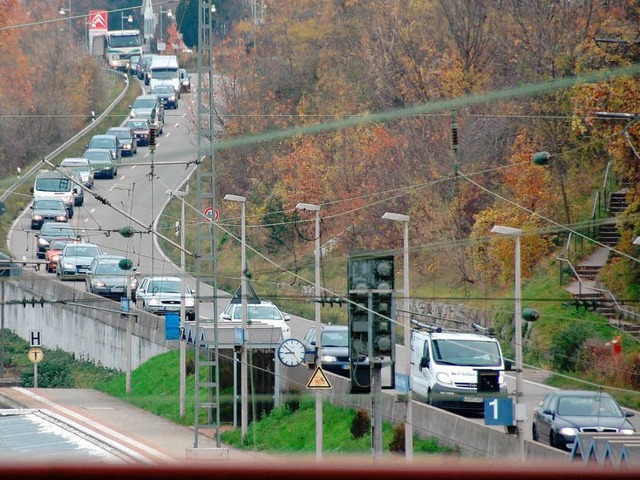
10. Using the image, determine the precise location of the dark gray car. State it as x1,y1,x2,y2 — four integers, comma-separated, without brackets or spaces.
303,324,350,377
30,199,68,229
85,255,138,300
36,222,78,258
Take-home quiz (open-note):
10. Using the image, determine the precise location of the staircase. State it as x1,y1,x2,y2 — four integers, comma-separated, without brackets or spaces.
567,190,630,325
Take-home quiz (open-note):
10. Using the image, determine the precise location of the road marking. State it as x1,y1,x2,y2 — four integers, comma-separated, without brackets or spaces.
120,175,126,180
174,123,179,128
132,165,137,169
84,218,88,223
91,208,96,213
164,133,170,138
13,387,177,464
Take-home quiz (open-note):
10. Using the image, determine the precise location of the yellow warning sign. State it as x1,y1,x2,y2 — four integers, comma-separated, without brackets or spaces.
306,366,332,390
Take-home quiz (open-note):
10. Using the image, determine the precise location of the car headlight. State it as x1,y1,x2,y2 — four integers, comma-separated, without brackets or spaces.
169,96,175,101
498,372,505,385
56,215,67,222
185,298,195,307
124,143,131,149
435,372,453,385
621,428,635,435
321,355,337,363
62,262,74,269
130,111,136,117
558,427,578,436
149,299,162,306
33,215,43,221
38,238,49,247
51,255,60,262
95,281,106,288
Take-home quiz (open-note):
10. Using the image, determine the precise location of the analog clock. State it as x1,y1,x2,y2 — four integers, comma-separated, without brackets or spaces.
277,338,306,367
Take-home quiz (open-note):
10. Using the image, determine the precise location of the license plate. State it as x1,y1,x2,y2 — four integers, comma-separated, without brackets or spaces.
165,305,180,310
463,396,484,403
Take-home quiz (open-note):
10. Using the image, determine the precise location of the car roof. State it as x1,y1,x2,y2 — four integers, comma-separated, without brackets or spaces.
91,134,118,140
135,95,159,101
83,148,113,156
40,223,74,232
60,158,90,165
35,170,67,179
107,127,131,133
143,276,181,281
552,390,614,398
63,242,100,249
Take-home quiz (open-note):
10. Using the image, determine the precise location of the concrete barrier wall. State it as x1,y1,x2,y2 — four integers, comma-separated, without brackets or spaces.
2,277,170,371
285,365,566,460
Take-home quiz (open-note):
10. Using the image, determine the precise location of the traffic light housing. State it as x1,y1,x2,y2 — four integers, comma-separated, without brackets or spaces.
348,253,395,394
149,125,157,150
477,369,500,393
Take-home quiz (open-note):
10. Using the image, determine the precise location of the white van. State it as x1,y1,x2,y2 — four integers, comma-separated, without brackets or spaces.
148,55,180,95
31,171,77,218
410,328,508,414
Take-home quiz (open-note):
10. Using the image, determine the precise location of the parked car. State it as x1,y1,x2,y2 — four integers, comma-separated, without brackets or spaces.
30,199,68,230
302,325,350,377
86,134,123,162
44,237,80,273
220,300,291,339
56,243,103,280
123,119,151,146
129,94,164,134
85,255,138,299
59,158,94,189
179,68,191,93
106,127,138,156
135,276,195,320
149,84,179,109
36,222,78,259
83,149,118,179
532,390,635,451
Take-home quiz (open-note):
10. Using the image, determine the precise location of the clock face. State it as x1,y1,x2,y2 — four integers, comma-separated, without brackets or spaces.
277,338,306,367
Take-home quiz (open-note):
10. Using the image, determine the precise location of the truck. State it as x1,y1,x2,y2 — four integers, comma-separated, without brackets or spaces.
410,325,509,415
104,29,143,71
148,55,180,95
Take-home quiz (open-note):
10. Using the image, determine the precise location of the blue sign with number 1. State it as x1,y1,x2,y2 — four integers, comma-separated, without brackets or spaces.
484,397,514,426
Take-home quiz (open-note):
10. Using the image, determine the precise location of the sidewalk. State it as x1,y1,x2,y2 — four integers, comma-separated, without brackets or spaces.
0,387,274,465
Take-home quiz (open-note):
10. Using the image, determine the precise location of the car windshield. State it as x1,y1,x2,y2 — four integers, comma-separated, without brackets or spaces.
322,330,349,347
61,160,88,167
90,138,115,149
557,396,623,417
108,130,132,140
35,177,71,192
152,86,174,94
83,150,112,161
63,246,101,257
95,263,124,275
49,239,76,250
431,339,502,367
149,280,182,293
64,166,90,175
151,70,178,80
133,98,157,108
41,225,74,237
34,200,65,210
231,305,283,321
125,121,149,130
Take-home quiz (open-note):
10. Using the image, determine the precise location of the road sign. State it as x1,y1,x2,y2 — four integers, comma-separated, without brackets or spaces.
484,397,514,426
28,347,44,364
157,42,166,52
306,366,332,389
204,207,219,223
120,298,131,313
89,10,108,31
29,330,41,347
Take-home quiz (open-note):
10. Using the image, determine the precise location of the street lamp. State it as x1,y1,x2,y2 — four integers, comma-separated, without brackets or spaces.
121,12,133,30
382,211,412,462
224,194,248,445
295,202,322,459
490,225,525,453
159,7,172,44
167,187,188,418
59,2,71,32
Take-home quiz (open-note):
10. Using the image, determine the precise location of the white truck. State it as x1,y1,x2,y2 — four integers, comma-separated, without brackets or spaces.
148,55,181,95
410,326,509,414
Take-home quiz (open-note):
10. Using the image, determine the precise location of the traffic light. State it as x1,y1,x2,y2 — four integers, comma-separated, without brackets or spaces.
348,253,395,394
149,125,157,150
477,369,500,393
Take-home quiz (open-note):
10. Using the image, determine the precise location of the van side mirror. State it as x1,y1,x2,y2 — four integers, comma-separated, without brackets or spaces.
30,186,34,193
504,359,513,371
284,315,291,322
419,356,429,369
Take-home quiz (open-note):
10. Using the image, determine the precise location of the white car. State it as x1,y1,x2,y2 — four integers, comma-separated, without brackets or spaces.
135,276,195,320
220,300,291,339
57,243,103,280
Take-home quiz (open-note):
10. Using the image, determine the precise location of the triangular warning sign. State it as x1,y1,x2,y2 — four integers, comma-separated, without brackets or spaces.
229,282,261,304
306,366,332,390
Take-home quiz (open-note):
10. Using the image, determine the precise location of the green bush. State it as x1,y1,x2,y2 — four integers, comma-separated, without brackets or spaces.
550,322,590,371
350,408,370,439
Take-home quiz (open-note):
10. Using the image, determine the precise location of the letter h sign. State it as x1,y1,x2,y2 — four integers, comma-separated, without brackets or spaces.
29,330,42,348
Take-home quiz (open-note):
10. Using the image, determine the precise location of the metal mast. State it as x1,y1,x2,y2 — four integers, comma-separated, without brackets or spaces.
193,0,221,447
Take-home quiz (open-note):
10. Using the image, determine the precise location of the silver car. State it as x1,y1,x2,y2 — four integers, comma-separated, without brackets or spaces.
57,243,103,280
135,276,195,320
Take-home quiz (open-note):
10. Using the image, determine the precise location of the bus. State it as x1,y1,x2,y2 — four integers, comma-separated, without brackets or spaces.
104,29,143,70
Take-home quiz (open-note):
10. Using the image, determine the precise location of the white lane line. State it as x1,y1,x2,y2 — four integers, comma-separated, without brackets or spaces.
91,208,96,213
174,123,179,128
120,175,126,180
132,165,137,169
13,387,177,464
84,218,89,223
